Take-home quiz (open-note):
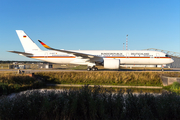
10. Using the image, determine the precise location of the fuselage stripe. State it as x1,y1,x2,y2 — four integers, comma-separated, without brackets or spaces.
31,56,76,58
30,56,171,59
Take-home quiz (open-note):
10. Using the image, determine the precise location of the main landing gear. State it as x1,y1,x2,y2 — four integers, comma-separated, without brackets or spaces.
87,66,98,71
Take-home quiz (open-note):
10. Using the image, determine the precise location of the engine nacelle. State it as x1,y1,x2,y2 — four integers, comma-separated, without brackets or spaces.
104,59,120,69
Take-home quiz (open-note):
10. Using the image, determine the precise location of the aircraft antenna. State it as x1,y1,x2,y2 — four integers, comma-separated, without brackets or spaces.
123,43,124,50
126,35,128,50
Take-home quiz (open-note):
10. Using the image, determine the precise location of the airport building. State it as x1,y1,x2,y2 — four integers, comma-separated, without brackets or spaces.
145,48,180,68
166,56,180,68
9,63,53,69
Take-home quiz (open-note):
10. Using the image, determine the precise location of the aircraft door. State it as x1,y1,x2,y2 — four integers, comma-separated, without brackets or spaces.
44,52,48,58
156,53,160,58
126,53,129,58
126,53,130,64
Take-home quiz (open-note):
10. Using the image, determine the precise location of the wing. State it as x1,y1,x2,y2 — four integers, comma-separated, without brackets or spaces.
8,51,33,56
38,40,102,59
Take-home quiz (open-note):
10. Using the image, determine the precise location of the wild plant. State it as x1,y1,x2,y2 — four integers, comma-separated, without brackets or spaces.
1,86,180,120
0,73,45,96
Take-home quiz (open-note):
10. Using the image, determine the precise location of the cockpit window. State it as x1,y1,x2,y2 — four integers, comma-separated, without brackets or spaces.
165,54,169,57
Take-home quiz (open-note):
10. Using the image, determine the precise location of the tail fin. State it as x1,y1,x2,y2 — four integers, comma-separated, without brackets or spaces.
16,30,41,52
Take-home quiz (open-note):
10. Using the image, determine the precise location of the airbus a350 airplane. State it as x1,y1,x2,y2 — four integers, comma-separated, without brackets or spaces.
8,30,174,71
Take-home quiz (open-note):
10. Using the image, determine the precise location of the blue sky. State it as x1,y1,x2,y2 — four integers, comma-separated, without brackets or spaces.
0,0,179,61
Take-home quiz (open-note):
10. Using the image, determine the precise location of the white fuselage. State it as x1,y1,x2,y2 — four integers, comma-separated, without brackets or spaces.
12,30,174,69
29,50,174,66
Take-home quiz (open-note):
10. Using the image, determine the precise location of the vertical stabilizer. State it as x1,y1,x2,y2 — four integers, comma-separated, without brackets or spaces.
16,30,41,52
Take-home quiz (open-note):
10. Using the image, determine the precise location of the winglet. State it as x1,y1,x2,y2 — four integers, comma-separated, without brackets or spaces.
38,40,50,49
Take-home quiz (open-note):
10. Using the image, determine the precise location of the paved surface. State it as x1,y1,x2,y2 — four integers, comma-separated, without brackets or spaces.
47,84,162,89
0,69,84,72
0,68,180,72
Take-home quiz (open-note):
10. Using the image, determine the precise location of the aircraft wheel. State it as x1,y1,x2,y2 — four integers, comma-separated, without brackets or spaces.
92,67,96,71
92,67,98,71
87,67,91,71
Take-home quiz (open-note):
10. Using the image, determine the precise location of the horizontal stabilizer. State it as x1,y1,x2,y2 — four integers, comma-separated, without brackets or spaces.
8,51,33,56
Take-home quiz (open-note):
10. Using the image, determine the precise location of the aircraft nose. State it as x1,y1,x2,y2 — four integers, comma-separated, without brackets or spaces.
170,58,174,63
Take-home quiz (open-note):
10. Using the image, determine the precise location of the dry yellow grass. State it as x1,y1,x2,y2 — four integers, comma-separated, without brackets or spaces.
0,64,9,69
0,71,17,74
35,71,173,86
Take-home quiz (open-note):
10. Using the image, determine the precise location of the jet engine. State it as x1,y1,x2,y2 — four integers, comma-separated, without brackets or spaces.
104,59,120,69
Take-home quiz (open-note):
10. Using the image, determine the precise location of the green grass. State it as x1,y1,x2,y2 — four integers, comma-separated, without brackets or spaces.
0,73,45,96
163,82,180,95
171,82,180,90
72,65,87,70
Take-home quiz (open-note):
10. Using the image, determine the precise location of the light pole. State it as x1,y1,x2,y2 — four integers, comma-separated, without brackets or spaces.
126,34,128,50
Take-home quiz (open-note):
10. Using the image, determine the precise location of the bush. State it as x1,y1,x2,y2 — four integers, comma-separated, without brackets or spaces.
171,82,180,90
1,85,180,120
0,74,45,96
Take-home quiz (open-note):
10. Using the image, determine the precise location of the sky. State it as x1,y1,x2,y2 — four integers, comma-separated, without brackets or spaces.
0,0,180,61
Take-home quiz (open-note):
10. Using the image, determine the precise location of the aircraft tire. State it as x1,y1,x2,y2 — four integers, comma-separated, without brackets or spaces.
87,67,91,71
92,67,96,71
92,67,98,71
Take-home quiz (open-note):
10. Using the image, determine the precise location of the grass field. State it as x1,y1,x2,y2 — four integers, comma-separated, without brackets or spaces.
0,64,9,69
1,71,180,119
1,71,180,96
35,71,180,86
0,73,45,96
34,71,166,86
